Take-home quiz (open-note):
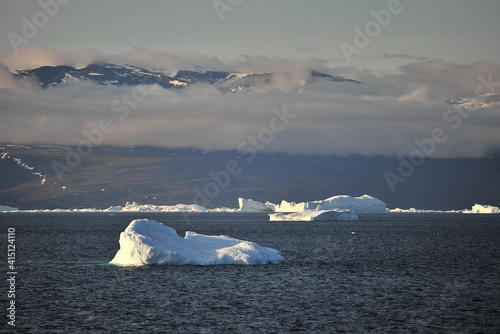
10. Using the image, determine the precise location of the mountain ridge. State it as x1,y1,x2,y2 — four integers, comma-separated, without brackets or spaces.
12,63,363,91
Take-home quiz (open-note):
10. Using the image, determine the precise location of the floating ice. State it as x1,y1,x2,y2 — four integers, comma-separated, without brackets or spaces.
389,204,500,214
466,204,500,214
389,208,461,213
110,219,284,266
0,205,18,212
269,209,358,221
238,198,274,212
274,194,387,213
103,202,212,212
239,194,387,213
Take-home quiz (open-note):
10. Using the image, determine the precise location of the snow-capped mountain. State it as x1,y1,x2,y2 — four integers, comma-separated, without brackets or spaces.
446,93,500,110
12,63,363,91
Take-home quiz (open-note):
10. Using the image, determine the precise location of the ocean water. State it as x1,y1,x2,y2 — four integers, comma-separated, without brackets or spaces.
1,213,500,333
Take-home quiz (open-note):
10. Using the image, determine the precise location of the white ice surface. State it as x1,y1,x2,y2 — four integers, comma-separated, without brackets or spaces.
269,209,358,221
390,203,500,214
240,194,387,213
466,204,500,214
103,202,211,212
238,198,274,212
110,219,284,266
389,208,462,213
11,202,236,213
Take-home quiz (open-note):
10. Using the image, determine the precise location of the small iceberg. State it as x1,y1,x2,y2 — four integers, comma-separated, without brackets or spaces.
110,219,284,266
268,209,358,221
0,205,18,212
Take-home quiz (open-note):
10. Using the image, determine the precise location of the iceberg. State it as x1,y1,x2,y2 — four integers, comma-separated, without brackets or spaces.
110,219,284,266
390,204,500,214
0,205,18,212
12,202,237,213
269,209,358,221
274,194,387,213
466,204,500,214
103,202,211,212
239,194,387,213
238,198,274,212
389,208,462,213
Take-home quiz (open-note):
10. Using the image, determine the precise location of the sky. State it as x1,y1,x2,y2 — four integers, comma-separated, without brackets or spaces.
1,0,500,70
0,0,499,158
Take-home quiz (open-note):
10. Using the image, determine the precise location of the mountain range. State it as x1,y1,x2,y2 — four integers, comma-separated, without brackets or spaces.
446,93,500,109
13,63,500,107
13,63,363,91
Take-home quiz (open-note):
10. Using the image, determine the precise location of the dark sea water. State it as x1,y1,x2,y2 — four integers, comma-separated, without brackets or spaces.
1,213,500,333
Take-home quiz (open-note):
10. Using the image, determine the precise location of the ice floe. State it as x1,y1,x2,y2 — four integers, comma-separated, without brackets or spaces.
269,209,358,221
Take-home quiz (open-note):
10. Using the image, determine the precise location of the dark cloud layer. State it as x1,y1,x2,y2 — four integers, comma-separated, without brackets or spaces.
1,50,499,158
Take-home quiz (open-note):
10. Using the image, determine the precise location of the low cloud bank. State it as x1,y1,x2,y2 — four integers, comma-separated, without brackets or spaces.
0,48,499,158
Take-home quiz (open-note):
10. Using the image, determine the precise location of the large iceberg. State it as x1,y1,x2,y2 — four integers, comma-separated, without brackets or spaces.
466,204,500,214
269,209,358,221
275,194,387,213
110,219,284,266
239,194,387,213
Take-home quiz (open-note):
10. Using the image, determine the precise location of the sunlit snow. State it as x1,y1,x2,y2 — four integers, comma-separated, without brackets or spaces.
239,194,387,213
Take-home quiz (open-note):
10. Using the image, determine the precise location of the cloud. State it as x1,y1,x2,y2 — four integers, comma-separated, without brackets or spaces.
0,47,103,70
383,53,430,61
399,60,500,98
288,43,317,53
0,63,17,89
0,49,499,158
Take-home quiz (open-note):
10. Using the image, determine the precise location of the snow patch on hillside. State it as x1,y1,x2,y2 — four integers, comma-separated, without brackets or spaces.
0,151,46,185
